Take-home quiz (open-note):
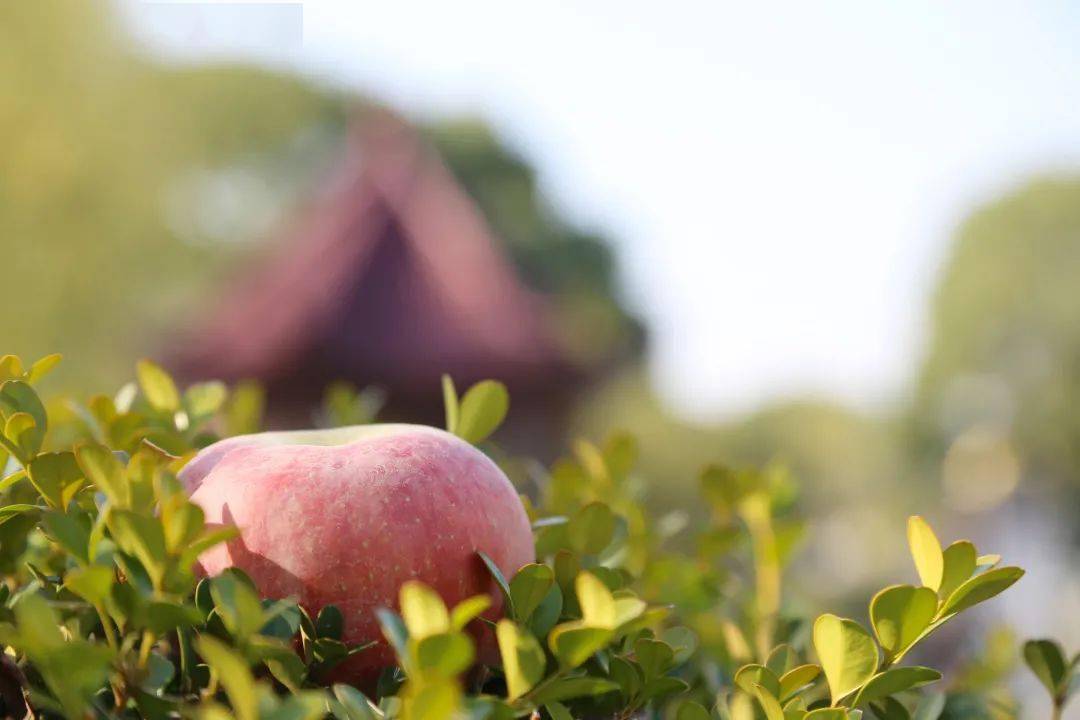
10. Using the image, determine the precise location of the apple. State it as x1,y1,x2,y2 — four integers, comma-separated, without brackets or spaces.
179,424,534,684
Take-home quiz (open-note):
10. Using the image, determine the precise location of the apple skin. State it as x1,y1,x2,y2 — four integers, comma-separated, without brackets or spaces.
179,424,534,685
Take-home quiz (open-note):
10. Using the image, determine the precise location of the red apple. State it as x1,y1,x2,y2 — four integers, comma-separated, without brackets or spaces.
179,424,534,684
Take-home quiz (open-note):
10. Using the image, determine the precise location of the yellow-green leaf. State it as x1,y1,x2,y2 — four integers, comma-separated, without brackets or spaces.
869,585,938,661
414,631,475,678
753,684,786,720
196,635,257,720
27,354,62,384
1023,639,1068,697
449,595,490,631
400,581,450,640
940,566,1024,617
496,620,545,700
136,359,180,413
576,572,615,628
509,564,555,623
64,565,115,605
907,516,943,590
548,622,612,668
938,540,976,599
813,614,878,706
455,380,509,444
441,375,459,435
851,667,941,708
75,443,127,506
779,664,821,701
735,664,780,697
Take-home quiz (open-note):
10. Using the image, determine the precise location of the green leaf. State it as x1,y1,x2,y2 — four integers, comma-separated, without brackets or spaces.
75,443,127,505
767,644,799,676
109,509,167,585
400,581,450,639
752,684,786,720
636,638,676,680
0,469,24,492
161,498,205,554
639,676,690,703
4,412,38,460
734,664,781,698
455,380,509,444
869,585,938,661
179,526,240,568
42,509,91,563
678,701,714,720
225,381,265,436
376,608,408,657
906,516,943,590
330,685,379,720
477,550,515,618
137,359,180,413
545,702,573,720
10,593,113,719
869,697,910,720
210,572,266,640
779,664,821,701
608,655,642,700
442,375,459,435
851,667,941,707
449,595,491,631
528,677,619,705
0,381,47,447
651,627,693,667
316,605,344,640
415,631,475,677
548,623,613,668
576,571,615,627
184,381,227,422
613,595,646,629
145,600,202,634
495,620,545,700
0,355,23,382
509,563,554,623
526,584,562,638
567,502,616,554
804,710,848,720
912,692,945,720
1023,639,1068,697
939,566,1024,617
937,541,976,599
813,614,878,706
266,692,328,720
27,354,62,384
64,565,115,605
260,600,302,641
0,504,42,523
143,651,175,692
28,452,85,510
405,678,461,720
331,684,379,720
196,635,257,720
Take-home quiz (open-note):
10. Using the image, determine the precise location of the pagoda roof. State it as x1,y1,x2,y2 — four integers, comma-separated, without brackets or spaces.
170,111,578,396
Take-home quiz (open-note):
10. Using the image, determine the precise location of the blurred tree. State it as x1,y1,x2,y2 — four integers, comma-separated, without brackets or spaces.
426,121,643,366
2,1,636,397
911,178,1080,502
0,0,346,393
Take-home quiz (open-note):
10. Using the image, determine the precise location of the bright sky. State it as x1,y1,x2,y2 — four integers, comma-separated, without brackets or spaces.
123,0,1080,420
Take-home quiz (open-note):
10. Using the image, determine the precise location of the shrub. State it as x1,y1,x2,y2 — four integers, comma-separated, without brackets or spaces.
0,355,1028,719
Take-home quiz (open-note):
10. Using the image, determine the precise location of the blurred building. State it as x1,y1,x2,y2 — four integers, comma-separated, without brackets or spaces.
168,111,614,456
